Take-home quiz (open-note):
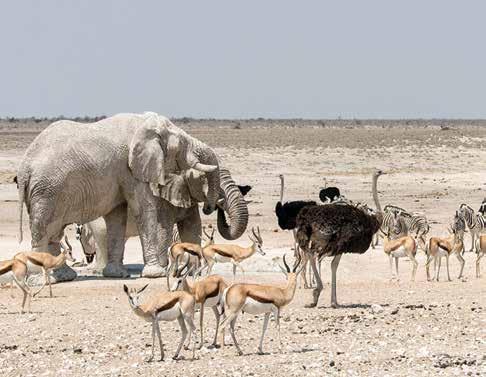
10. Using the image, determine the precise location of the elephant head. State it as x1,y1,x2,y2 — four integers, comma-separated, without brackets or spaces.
128,112,220,215
158,167,249,240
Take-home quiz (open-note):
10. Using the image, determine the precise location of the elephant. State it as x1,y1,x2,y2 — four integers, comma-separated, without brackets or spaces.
75,168,250,277
17,112,225,281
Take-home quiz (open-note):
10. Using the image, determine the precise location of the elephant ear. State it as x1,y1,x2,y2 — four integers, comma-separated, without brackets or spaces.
159,172,194,208
128,113,167,187
159,169,208,208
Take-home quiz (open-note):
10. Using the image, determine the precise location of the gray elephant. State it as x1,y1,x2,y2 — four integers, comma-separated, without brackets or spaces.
75,168,249,277
17,112,225,280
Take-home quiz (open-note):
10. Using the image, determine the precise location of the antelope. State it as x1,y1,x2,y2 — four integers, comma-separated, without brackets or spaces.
383,235,419,281
383,212,419,281
14,236,75,298
170,259,228,349
167,227,215,283
475,235,486,278
123,283,197,362
201,226,265,279
425,215,466,281
218,254,302,356
0,258,31,313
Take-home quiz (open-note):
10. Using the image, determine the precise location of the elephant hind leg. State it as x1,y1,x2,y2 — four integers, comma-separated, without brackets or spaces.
102,204,130,278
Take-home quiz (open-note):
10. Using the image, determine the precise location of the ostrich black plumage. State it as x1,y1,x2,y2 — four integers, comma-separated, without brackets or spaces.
274,174,316,230
296,169,384,308
319,179,341,203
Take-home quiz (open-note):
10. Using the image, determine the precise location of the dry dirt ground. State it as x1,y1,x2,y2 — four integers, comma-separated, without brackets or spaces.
0,119,485,376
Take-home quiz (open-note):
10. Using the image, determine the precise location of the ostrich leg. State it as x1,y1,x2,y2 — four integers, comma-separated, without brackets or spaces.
305,252,322,308
330,254,342,308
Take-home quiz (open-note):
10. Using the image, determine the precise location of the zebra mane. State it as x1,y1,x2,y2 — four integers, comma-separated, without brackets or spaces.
459,203,475,212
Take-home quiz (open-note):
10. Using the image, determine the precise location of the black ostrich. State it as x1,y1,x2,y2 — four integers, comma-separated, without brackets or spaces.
319,178,341,203
274,174,316,231
296,169,385,308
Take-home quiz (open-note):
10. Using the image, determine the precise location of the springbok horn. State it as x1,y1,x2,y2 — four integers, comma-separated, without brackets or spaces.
251,227,258,240
282,254,290,273
137,284,149,294
203,226,210,239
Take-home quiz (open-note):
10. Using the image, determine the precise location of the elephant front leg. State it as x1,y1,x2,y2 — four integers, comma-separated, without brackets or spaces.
102,204,130,278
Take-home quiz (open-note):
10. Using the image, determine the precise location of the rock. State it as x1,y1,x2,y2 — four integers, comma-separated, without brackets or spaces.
371,304,384,314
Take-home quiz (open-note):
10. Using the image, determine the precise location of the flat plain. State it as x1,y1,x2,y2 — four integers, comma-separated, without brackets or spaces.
0,119,485,376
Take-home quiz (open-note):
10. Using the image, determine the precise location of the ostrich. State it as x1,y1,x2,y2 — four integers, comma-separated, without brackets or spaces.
319,178,341,203
274,174,317,287
296,169,384,308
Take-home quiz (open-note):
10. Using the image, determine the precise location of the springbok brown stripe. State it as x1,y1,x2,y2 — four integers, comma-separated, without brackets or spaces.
25,256,44,267
0,260,14,275
206,286,219,299
183,248,200,257
247,291,275,304
155,297,179,314
213,248,233,258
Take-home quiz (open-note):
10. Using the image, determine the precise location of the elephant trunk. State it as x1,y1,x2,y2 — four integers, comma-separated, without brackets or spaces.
217,168,249,240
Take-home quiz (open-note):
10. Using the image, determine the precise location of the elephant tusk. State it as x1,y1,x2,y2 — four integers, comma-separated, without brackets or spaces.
193,162,218,173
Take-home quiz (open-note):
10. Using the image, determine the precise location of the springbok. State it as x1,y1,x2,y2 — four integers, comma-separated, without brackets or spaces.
123,283,197,362
166,227,215,287
170,259,228,349
425,215,466,281
201,226,265,279
0,258,31,313
218,254,302,355
14,236,75,297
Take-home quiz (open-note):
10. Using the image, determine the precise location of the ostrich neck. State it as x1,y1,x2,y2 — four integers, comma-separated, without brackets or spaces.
279,176,285,202
372,175,382,213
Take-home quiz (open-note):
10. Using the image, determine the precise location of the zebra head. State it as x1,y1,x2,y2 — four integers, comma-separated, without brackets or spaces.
75,223,96,264
458,204,475,228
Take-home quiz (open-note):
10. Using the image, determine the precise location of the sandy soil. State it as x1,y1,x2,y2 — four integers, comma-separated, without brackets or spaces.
0,119,485,376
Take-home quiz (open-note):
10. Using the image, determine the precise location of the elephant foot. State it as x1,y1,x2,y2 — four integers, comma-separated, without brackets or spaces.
103,263,130,278
141,264,167,278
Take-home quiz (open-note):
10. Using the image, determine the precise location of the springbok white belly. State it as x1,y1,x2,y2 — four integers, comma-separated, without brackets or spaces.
0,271,13,284
214,255,232,264
204,295,220,308
156,303,181,321
242,298,275,315
26,261,43,273
391,246,407,258
437,249,449,257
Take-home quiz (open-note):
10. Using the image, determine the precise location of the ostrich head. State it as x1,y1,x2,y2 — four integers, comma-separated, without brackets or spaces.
278,174,285,203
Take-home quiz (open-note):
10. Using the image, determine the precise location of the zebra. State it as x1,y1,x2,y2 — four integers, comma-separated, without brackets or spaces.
375,205,429,250
457,204,486,253
402,214,430,251
478,198,486,216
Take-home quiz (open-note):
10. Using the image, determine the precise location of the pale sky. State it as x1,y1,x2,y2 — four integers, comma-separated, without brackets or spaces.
1,1,485,118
